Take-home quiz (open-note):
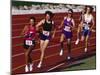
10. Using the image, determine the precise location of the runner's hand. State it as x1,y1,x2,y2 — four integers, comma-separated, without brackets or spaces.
58,26,62,29
52,34,55,39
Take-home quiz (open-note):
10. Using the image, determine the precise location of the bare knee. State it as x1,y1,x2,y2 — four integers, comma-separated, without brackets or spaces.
81,36,84,41
60,34,64,42
67,39,71,44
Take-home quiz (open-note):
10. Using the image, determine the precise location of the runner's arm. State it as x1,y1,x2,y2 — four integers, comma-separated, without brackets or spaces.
52,21,56,38
20,25,27,37
90,15,95,30
71,19,75,29
36,19,44,31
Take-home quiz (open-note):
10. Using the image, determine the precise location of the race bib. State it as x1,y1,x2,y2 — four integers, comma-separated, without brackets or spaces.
25,40,32,45
64,26,71,31
84,24,89,30
43,31,50,36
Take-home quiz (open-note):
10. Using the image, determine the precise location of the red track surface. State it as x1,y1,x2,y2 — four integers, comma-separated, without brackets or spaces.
12,12,96,74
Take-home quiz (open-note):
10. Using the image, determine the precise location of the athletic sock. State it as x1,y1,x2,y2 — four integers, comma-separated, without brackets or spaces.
25,65,29,72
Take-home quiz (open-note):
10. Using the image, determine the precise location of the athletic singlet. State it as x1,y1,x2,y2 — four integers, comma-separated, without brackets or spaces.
84,14,93,24
43,20,53,31
83,14,93,30
24,25,36,40
63,17,73,32
42,20,53,36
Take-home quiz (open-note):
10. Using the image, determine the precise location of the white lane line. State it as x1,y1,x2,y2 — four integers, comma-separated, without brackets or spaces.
12,42,60,58
47,63,65,71
47,58,85,72
12,44,96,71
12,30,62,39
12,23,29,25
12,37,96,58
12,29,22,31
12,29,96,39
12,53,25,58
12,36,22,39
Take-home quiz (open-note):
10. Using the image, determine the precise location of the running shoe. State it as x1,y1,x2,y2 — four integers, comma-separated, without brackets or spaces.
59,49,63,56
84,48,88,53
29,63,33,71
25,65,29,72
37,61,42,68
75,39,79,45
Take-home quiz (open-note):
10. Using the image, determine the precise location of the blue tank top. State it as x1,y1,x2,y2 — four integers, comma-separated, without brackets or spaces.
63,18,73,32
64,18,72,27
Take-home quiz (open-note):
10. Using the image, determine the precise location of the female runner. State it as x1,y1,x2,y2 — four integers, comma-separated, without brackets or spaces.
75,8,85,45
59,9,75,60
80,6,94,52
36,11,56,68
20,17,36,72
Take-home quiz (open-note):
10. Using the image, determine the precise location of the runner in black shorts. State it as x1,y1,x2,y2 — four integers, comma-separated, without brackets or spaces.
36,11,56,68
20,17,36,72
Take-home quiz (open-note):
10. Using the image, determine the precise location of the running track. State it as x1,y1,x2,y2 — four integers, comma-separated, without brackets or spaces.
12,12,96,74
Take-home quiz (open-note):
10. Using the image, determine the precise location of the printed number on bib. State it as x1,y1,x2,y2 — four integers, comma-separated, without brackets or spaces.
25,40,32,45
43,31,50,36
64,26,70,31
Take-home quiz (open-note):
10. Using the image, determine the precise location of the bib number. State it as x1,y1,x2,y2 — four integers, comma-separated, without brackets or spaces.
25,40,32,46
43,31,50,36
64,26,71,31
84,24,89,30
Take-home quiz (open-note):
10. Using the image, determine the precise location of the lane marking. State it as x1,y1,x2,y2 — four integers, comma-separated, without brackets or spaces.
12,44,96,71
12,37,96,57
12,34,96,47
12,29,96,39
47,60,83,71
12,30,62,39
12,42,60,58
47,54,95,72
47,63,65,71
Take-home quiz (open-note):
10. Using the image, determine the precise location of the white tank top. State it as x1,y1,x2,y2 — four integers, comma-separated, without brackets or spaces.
84,14,93,24
83,14,93,30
